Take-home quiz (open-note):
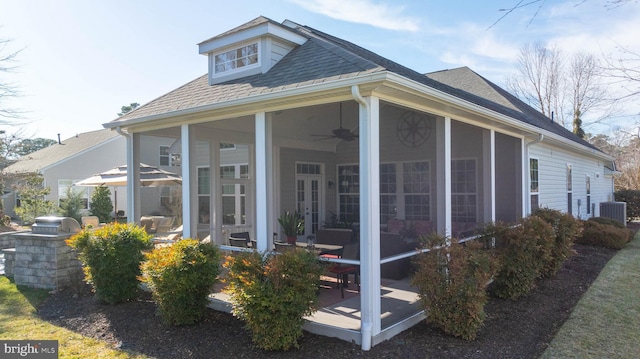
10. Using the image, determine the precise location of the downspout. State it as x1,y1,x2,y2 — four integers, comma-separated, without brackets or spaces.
351,85,373,351
526,133,544,148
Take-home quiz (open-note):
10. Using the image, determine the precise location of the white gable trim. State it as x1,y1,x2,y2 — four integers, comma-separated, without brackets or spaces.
198,22,306,55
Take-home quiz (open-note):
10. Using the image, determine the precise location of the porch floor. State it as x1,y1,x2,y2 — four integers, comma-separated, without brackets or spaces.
208,276,423,344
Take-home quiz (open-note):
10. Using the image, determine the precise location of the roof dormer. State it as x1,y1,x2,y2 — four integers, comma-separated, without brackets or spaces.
198,17,308,85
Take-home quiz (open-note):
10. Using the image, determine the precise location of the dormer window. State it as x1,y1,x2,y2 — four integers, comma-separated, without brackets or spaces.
199,17,307,85
214,42,260,74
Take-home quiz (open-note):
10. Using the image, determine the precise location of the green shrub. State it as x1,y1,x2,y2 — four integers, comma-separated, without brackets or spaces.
576,218,632,249
532,208,583,277
411,236,496,340
67,223,152,304
89,185,113,223
59,186,85,223
589,216,626,229
141,239,221,325
614,189,640,221
223,249,324,351
490,217,555,300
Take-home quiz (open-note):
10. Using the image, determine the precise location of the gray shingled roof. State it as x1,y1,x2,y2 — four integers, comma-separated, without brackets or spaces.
109,16,601,154
425,67,601,151
4,129,120,174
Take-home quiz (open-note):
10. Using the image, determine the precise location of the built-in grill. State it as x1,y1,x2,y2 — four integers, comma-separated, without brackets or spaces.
31,216,81,235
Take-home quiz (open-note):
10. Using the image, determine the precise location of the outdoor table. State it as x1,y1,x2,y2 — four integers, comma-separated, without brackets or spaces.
295,242,343,256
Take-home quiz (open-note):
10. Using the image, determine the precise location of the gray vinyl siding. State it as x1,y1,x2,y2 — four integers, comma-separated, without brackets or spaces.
529,142,613,218
42,136,127,217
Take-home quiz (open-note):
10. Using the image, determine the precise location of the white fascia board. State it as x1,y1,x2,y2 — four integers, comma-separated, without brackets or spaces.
103,69,612,164
198,22,306,55
102,72,389,130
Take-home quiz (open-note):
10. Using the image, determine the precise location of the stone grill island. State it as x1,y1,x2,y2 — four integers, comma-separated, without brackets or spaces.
4,216,83,290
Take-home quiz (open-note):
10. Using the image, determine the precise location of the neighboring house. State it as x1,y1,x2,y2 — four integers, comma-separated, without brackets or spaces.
103,17,616,349
2,129,178,220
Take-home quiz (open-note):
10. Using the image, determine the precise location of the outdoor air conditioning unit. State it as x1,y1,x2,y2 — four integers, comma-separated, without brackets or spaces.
599,202,626,227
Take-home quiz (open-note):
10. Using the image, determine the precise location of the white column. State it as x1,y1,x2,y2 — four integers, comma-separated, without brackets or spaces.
126,132,141,223
444,117,452,239
255,112,272,252
181,124,193,239
358,95,381,349
490,129,496,222
522,138,529,217
210,139,220,244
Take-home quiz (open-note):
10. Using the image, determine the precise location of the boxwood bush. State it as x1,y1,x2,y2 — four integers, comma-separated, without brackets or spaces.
67,223,152,304
223,249,323,351
532,208,583,277
576,217,632,249
412,235,496,340
488,217,555,300
141,239,221,325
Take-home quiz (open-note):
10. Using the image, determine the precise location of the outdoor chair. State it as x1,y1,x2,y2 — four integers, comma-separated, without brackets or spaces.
327,242,360,298
81,216,101,229
229,232,251,246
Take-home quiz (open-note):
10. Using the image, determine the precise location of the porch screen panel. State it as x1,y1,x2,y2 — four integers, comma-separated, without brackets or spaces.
338,164,359,223
403,161,430,220
197,167,211,224
451,159,477,223
380,163,397,224
220,163,248,226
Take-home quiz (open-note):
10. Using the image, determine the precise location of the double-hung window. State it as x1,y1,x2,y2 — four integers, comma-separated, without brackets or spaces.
530,158,539,212
451,159,477,223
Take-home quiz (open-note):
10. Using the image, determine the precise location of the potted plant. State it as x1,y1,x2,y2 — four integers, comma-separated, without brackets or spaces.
278,211,304,244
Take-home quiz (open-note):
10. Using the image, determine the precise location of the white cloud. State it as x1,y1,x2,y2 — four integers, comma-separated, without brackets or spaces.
287,0,420,31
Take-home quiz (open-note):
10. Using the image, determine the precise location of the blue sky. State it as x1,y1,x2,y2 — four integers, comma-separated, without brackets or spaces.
1,0,639,141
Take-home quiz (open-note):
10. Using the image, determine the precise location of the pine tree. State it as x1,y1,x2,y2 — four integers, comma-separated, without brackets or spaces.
89,185,113,223
573,108,585,139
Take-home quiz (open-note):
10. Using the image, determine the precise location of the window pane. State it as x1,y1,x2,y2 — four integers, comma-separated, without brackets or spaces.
222,197,235,225
199,197,210,224
197,168,210,195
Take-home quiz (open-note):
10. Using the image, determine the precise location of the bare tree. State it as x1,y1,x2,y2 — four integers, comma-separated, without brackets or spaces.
490,1,635,28
603,43,640,100
0,33,23,120
508,43,614,132
507,42,566,125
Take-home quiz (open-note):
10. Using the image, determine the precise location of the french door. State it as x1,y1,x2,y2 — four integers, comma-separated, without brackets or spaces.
295,163,324,240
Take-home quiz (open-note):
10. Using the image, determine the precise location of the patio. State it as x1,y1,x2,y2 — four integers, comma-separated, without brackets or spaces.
208,261,424,346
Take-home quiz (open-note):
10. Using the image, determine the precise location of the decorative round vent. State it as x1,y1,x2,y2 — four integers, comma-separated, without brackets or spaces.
396,111,431,147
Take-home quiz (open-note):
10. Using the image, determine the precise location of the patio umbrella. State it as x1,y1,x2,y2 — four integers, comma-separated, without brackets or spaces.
75,163,182,219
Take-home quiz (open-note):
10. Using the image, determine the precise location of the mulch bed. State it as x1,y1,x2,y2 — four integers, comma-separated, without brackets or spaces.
37,242,621,359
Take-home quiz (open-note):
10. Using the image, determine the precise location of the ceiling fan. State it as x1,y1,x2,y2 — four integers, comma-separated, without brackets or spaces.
311,103,358,141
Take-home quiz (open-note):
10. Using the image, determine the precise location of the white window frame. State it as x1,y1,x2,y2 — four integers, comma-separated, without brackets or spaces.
451,158,478,224
567,164,573,214
220,163,249,227
530,157,540,212
159,145,170,166
586,175,591,215
212,41,261,77
337,161,431,224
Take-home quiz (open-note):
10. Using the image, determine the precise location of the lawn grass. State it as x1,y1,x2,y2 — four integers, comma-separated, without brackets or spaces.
541,232,640,358
0,276,148,359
